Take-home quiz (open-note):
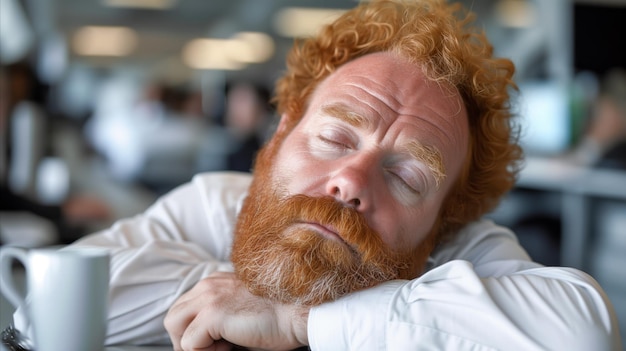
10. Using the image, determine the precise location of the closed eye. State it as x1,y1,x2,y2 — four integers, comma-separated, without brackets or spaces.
319,135,350,149
390,173,419,194
316,126,356,151
385,167,424,196
309,131,355,159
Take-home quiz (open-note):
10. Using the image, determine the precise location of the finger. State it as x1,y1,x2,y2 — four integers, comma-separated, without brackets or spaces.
179,311,218,351
167,279,219,329
167,273,241,350
165,296,200,350
165,317,183,351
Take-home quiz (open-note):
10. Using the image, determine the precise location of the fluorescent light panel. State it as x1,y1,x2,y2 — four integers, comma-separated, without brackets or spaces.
273,7,347,38
232,32,275,63
183,39,246,70
73,26,137,57
103,0,176,10
495,0,536,28
182,32,275,70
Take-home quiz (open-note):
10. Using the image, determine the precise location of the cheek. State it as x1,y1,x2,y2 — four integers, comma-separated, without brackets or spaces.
377,201,442,251
272,134,320,193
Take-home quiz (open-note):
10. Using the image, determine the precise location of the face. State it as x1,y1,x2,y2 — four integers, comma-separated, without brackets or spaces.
274,52,468,252
231,52,469,305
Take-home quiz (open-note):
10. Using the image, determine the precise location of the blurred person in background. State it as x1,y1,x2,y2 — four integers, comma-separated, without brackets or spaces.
506,68,626,267
2,0,119,245
566,68,626,170
86,78,219,195
132,84,216,194
222,82,273,172
1,61,111,245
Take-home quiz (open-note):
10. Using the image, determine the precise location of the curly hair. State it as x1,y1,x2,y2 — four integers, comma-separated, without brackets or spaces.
272,0,523,239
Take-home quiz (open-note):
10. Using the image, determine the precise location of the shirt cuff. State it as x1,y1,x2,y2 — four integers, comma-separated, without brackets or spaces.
308,280,407,351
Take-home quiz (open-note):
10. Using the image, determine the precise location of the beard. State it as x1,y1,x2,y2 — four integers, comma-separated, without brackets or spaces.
231,136,439,306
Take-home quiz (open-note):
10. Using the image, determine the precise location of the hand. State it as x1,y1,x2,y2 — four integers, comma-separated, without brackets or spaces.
164,272,309,351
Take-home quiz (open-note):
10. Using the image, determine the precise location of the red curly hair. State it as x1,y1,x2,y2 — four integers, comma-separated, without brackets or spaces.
268,0,523,239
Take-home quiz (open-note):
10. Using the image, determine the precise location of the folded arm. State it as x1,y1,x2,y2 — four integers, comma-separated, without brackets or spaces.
308,223,623,350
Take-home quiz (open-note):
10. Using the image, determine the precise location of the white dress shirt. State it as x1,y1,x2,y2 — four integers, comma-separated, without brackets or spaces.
15,172,622,350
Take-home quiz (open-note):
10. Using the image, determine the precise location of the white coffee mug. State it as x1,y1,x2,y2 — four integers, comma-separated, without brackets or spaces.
0,246,110,351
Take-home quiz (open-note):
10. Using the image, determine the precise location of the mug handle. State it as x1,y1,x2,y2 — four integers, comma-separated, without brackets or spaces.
0,247,29,310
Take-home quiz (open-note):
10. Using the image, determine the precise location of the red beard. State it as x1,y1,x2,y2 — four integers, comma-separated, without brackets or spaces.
231,137,438,306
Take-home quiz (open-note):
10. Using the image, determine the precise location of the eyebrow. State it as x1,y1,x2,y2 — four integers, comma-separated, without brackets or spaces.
405,141,446,189
321,104,370,129
321,103,447,188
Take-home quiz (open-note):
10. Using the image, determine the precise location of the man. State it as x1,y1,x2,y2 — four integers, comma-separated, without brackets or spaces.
13,0,621,350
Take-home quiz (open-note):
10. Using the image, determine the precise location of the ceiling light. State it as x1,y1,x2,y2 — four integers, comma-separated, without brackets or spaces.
231,32,275,63
494,0,536,28
182,39,245,70
182,32,275,70
72,26,137,57
103,0,177,10
273,7,347,38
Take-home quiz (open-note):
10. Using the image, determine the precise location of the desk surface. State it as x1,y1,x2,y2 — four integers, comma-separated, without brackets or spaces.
106,346,172,351
518,156,626,199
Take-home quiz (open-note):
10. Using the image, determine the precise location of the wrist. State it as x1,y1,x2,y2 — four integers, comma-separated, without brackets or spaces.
278,303,309,347
293,305,309,346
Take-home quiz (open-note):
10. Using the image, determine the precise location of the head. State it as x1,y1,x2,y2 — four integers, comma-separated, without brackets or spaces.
231,0,521,305
587,68,626,147
225,82,270,138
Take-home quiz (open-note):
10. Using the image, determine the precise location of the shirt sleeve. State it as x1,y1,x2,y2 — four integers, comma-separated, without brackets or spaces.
14,172,252,345
308,220,623,350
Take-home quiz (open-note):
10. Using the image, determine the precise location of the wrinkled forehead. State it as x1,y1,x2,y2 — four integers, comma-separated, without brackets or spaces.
312,52,469,159
332,52,464,113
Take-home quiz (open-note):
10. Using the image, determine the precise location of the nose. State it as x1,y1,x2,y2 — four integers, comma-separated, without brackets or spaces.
325,157,375,211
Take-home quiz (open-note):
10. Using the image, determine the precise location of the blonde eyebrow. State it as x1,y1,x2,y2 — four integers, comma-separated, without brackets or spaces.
405,140,446,189
321,104,370,128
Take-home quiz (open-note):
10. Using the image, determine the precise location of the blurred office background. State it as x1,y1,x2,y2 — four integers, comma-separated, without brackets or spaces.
0,0,625,341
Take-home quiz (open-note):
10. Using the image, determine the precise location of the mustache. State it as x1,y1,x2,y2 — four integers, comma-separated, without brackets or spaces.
256,193,395,262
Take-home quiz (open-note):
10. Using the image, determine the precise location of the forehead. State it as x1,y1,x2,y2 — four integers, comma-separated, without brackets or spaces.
305,52,469,174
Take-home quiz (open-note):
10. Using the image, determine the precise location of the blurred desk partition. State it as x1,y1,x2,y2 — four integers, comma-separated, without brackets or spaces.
517,156,626,270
